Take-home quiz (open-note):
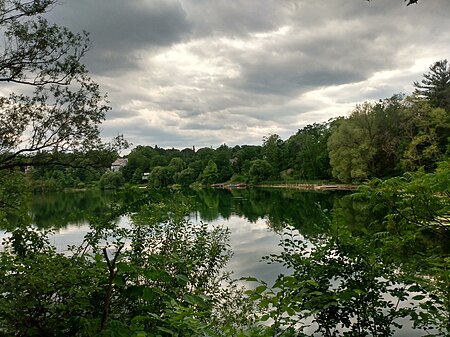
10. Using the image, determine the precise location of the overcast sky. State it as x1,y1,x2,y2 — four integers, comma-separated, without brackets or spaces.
48,0,450,150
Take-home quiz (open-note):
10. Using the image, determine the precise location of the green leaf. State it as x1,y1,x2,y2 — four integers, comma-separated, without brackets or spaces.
184,294,204,306
259,298,270,308
255,285,267,294
260,314,270,321
175,274,189,284
113,275,125,286
412,295,426,301
286,307,295,316
142,288,156,302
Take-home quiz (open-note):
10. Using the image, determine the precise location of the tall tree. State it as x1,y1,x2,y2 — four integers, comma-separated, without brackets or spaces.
214,144,233,182
285,122,332,180
400,98,449,171
328,103,378,183
0,0,110,171
199,160,219,185
248,159,274,183
414,59,450,111
372,95,406,177
232,145,262,175
262,134,283,174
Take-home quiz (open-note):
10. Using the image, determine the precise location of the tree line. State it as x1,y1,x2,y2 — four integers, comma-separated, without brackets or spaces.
85,59,449,189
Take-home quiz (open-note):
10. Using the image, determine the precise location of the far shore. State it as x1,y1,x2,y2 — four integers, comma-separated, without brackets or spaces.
258,183,358,191
212,182,358,191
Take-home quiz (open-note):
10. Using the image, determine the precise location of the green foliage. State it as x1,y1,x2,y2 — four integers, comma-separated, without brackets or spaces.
0,234,105,336
100,171,125,190
245,223,411,336
0,189,257,336
174,167,197,186
399,100,449,171
328,92,450,182
358,166,450,336
285,122,332,180
0,0,122,198
0,0,110,171
168,157,186,173
358,160,450,244
414,59,450,111
121,146,155,181
262,134,283,173
0,170,30,229
148,166,173,187
199,160,219,185
328,103,379,183
248,159,274,184
28,151,113,191
2,167,450,336
240,162,450,336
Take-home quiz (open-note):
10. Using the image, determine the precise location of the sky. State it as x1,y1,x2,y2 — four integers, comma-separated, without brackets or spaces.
48,0,450,150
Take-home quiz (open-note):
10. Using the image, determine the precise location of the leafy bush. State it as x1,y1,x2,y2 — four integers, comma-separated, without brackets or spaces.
0,189,256,336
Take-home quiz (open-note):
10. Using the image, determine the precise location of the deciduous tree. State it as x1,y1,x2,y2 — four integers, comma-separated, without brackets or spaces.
0,0,110,171
285,122,332,180
248,159,274,184
199,160,219,185
328,103,378,183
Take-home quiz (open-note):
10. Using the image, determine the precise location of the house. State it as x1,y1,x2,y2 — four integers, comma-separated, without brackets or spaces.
111,158,128,172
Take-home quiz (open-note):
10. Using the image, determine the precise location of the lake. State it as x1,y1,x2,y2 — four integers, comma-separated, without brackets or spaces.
0,187,437,336
20,187,345,285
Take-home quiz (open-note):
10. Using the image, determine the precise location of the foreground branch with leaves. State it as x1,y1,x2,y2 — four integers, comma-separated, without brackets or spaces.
244,161,450,336
0,189,258,336
0,0,111,172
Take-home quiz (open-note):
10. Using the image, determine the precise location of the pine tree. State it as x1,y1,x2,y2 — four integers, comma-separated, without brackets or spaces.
414,59,450,111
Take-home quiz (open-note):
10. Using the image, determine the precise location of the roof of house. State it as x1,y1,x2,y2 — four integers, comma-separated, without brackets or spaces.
111,158,128,166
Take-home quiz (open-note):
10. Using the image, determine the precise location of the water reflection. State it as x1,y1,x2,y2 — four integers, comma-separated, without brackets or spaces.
30,189,114,229
27,188,345,233
5,188,347,283
1,189,441,335
190,187,345,236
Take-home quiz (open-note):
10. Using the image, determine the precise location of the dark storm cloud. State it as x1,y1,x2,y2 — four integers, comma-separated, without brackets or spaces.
50,0,191,74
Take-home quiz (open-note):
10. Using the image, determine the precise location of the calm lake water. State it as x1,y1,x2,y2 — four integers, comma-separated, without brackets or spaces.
18,188,345,284
0,187,430,336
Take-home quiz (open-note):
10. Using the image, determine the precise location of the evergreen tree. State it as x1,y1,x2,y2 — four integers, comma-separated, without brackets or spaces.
414,59,450,111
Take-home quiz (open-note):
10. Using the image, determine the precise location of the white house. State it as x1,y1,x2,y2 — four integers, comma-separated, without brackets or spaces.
111,158,128,172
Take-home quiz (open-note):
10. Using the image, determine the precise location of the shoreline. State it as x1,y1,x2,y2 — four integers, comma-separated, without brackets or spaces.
258,183,358,191
212,182,358,191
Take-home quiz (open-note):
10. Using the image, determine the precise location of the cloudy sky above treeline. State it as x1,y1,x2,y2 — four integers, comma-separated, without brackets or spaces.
49,0,450,149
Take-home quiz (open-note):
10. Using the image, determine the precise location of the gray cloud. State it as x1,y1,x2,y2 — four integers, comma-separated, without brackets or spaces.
50,0,191,74
180,0,290,37
46,0,450,148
